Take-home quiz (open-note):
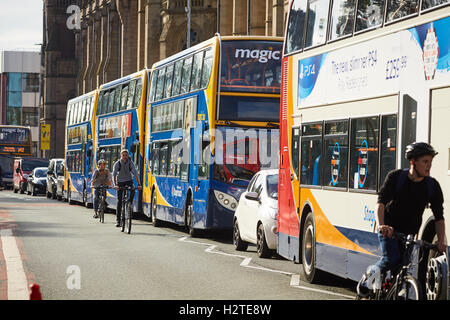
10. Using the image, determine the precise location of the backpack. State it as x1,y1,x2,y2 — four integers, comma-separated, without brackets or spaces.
394,168,436,205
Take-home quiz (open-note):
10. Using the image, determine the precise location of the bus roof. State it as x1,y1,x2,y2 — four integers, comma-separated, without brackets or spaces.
151,35,284,69
99,69,149,91
0,125,31,130
67,89,97,104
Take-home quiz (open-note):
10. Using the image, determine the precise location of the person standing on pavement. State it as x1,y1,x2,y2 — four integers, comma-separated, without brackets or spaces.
112,149,142,227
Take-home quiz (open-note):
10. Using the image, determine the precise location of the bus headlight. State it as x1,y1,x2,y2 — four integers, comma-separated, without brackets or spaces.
214,190,238,212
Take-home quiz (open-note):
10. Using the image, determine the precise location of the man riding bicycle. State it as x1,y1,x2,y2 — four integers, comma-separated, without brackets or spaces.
112,149,142,227
91,159,112,219
358,142,446,296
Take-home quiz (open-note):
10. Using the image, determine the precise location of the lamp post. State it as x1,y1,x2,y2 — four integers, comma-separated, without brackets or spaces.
186,0,191,48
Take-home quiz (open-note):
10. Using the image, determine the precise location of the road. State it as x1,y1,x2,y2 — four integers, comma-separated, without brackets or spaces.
0,189,356,301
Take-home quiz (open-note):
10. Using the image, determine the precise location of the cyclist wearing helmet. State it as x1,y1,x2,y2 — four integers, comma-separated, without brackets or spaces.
91,159,112,219
358,142,445,297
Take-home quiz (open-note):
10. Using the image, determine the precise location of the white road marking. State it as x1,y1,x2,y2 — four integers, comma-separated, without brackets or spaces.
178,236,355,299
0,229,29,300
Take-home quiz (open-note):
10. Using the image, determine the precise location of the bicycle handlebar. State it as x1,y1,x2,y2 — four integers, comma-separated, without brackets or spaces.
393,232,437,251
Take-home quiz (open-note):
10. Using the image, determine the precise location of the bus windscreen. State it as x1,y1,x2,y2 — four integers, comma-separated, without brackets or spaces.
0,127,30,144
221,40,282,93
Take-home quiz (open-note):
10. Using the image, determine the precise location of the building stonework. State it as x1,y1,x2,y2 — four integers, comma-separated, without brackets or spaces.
42,0,288,157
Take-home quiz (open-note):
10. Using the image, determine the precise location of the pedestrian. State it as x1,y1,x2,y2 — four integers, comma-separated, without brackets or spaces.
112,149,142,227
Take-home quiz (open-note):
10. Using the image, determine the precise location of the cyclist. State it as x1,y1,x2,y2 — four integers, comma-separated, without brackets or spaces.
357,142,445,296
112,149,142,227
91,159,112,218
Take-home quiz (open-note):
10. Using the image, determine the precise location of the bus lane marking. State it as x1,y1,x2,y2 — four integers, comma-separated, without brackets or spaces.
0,228,29,300
178,236,354,299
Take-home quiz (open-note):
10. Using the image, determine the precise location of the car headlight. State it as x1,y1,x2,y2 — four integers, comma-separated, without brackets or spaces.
213,190,238,212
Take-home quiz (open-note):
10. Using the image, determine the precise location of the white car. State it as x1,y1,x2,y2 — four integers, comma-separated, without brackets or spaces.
233,169,278,258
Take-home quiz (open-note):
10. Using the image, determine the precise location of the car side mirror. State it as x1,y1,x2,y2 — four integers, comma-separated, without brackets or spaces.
245,191,260,202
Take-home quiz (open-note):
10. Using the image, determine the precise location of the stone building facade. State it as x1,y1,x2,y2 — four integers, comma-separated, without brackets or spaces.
41,0,288,157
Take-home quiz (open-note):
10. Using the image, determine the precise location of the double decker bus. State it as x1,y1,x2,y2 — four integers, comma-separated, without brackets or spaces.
0,125,32,188
144,35,282,236
278,0,450,289
64,90,98,206
94,69,149,213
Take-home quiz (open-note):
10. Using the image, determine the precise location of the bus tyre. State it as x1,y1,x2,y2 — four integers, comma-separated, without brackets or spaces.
233,219,248,251
301,212,323,283
68,188,75,205
151,191,161,227
186,196,198,237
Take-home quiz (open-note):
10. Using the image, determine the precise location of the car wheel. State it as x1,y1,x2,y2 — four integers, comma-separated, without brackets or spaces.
233,219,248,251
256,223,271,258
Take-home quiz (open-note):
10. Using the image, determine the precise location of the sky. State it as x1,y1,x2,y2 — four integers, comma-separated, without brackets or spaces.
0,0,43,51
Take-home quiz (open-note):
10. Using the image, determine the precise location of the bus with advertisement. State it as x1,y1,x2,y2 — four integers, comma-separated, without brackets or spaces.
278,0,450,295
63,90,98,207
94,69,149,213
143,35,282,236
0,125,32,188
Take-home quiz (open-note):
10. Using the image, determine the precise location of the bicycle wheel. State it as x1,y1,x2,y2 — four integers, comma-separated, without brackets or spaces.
120,202,126,232
98,200,104,223
125,202,132,234
387,275,422,300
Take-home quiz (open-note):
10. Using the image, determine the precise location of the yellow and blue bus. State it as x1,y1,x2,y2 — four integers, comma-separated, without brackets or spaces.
144,35,283,236
94,69,150,213
278,0,450,294
63,90,98,206
0,125,32,188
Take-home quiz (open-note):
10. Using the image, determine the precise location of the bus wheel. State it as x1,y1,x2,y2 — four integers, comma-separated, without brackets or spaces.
68,188,75,205
151,191,161,227
185,196,198,237
301,212,323,283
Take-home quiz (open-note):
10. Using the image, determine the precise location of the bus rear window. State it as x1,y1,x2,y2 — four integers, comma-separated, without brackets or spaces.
221,40,282,94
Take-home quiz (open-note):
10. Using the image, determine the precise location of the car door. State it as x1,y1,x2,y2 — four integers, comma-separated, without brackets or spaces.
241,174,263,242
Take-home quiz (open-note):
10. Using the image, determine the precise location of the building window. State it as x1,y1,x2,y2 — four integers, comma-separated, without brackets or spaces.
22,107,38,126
22,73,39,92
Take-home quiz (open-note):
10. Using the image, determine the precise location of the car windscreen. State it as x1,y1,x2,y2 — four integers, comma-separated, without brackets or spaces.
34,169,47,178
22,160,50,171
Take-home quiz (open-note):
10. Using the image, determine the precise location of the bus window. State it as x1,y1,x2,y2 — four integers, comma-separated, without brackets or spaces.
149,70,158,103
181,56,193,94
164,65,174,99
355,0,385,32
291,127,300,179
114,86,122,112
155,68,166,101
152,143,160,175
284,0,307,54
349,116,379,191
305,0,330,48
379,114,397,187
133,79,142,109
159,143,168,176
121,84,129,111
81,99,87,122
386,0,419,23
190,51,203,91
324,120,349,188
127,80,136,109
172,60,183,96
329,0,356,41
200,49,213,88
422,0,449,10
301,123,322,186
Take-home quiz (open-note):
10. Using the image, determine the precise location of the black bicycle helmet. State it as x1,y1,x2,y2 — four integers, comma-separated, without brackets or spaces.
405,142,438,160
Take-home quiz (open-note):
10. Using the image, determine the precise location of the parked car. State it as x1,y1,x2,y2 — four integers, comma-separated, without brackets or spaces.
26,167,48,196
56,162,66,201
233,169,278,258
46,158,64,199
13,158,50,194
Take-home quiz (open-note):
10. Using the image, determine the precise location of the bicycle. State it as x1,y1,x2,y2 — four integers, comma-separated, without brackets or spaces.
95,186,110,224
117,185,137,234
356,232,437,300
